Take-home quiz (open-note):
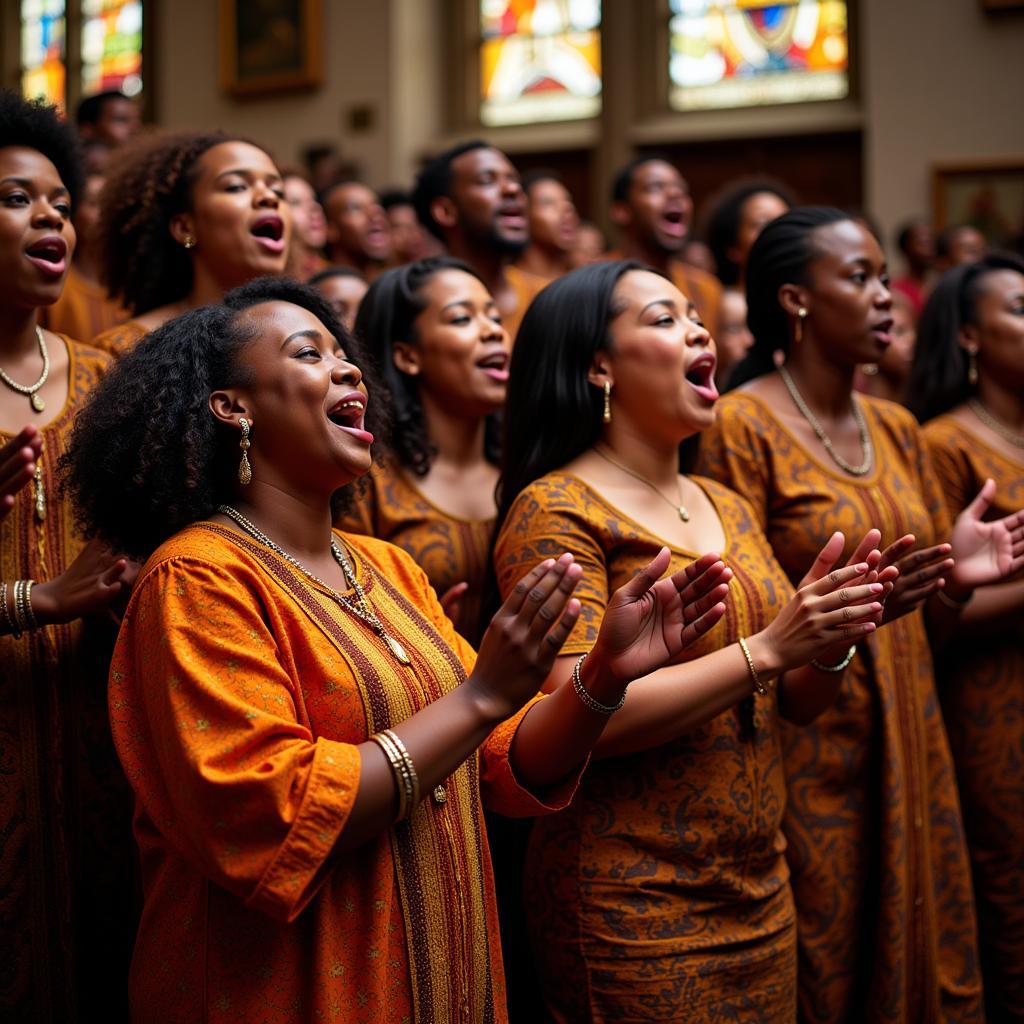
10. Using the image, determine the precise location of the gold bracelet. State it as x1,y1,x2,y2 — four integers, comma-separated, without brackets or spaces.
811,645,857,673
0,582,14,637
935,587,970,611
381,728,420,814
571,653,626,715
13,580,28,637
369,731,410,822
738,637,769,696
23,579,38,631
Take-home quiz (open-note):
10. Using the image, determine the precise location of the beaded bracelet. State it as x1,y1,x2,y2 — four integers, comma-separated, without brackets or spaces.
22,580,38,630
811,644,857,673
738,637,769,696
571,654,627,715
0,582,16,637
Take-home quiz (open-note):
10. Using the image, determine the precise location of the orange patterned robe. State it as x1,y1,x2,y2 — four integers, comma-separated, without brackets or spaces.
697,391,984,1023
924,411,1024,1021
339,458,494,643
505,264,551,340
38,266,129,344
111,523,581,1023
495,472,799,1022
0,338,135,1022
91,319,148,359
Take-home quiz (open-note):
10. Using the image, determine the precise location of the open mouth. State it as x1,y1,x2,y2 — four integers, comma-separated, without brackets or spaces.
870,318,894,345
25,235,68,277
660,208,687,239
326,394,374,444
250,214,286,254
685,354,719,403
476,349,510,383
497,204,527,232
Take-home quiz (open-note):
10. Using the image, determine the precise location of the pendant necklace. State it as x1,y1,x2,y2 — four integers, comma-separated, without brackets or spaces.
0,326,50,413
218,505,412,665
593,445,690,522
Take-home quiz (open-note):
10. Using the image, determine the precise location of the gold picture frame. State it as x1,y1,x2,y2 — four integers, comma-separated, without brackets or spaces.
932,158,1024,249
219,0,323,98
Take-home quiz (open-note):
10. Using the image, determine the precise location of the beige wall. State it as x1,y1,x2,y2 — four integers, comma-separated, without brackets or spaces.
861,0,1024,244
151,0,1024,245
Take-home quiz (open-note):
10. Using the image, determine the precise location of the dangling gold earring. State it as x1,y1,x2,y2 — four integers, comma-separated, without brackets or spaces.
238,418,252,485
967,347,978,387
794,307,808,344
603,381,612,423
183,236,196,250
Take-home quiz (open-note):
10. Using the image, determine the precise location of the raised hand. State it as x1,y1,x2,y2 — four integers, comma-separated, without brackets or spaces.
28,538,131,627
468,554,583,720
439,581,469,625
0,426,43,522
756,532,883,674
590,548,732,685
868,533,953,623
949,479,1024,589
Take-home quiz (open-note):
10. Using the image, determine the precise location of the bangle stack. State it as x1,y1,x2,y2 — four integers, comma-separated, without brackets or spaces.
738,637,771,696
1,580,37,638
370,728,420,822
571,653,626,715
935,587,970,611
811,645,857,673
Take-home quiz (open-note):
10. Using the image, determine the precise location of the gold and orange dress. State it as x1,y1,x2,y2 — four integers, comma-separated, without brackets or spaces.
91,319,147,359
495,472,798,1022
111,523,581,1023
505,264,551,341
924,410,1024,1020
339,457,494,643
0,338,136,1022
38,266,129,344
697,391,984,1023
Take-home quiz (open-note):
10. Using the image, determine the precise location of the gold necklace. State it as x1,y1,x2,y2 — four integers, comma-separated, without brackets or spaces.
0,326,50,413
968,398,1024,448
593,445,690,521
778,364,873,475
217,504,412,664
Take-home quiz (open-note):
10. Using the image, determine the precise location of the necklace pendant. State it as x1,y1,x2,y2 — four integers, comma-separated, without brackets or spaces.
30,392,45,413
386,634,412,665
678,506,690,522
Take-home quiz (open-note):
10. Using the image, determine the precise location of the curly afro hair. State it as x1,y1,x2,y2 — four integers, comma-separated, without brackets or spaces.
0,89,83,208
63,276,390,560
97,130,250,316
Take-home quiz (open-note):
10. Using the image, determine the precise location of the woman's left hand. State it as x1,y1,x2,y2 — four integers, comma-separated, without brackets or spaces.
591,548,731,685
949,479,1024,589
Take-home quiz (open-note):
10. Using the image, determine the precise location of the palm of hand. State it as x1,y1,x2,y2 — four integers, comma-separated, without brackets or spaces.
598,577,689,682
951,513,1014,588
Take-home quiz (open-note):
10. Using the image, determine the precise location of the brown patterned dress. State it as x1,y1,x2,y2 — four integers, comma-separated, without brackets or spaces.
339,458,494,643
924,410,1024,1021
697,390,984,1023
90,319,147,358
0,338,135,1022
495,472,799,1022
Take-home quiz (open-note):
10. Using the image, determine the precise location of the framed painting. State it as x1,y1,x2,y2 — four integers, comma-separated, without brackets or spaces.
219,0,323,97
933,158,1024,249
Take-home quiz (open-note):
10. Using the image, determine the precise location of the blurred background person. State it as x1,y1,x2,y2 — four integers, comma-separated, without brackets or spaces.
75,89,140,149
309,265,368,332
572,218,606,267
890,218,935,317
854,290,917,404
514,169,578,284
935,223,987,272
380,188,438,264
321,180,392,280
282,167,328,281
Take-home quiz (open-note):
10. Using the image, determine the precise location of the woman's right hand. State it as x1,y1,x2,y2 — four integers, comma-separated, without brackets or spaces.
29,538,131,626
753,532,884,675
0,426,42,522
466,554,583,722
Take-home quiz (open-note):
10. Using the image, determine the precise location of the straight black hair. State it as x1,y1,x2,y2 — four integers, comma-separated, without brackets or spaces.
908,252,1024,423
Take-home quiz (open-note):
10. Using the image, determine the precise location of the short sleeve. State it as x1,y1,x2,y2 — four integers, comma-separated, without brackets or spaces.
695,395,773,530
110,557,361,923
493,481,611,654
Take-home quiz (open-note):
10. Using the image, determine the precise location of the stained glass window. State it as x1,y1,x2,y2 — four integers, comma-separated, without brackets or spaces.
669,1,849,112
81,0,144,98
480,0,602,127
21,0,67,109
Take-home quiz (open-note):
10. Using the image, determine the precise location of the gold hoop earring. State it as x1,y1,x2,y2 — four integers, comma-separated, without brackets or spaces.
603,381,612,424
238,418,252,485
183,236,196,250
794,307,808,344
967,348,978,387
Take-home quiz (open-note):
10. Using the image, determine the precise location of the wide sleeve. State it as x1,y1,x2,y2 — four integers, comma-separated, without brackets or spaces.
110,557,361,924
695,395,773,530
379,527,587,816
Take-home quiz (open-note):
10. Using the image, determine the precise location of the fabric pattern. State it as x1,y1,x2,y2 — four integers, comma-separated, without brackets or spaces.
925,411,1024,1021
697,390,984,1023
91,319,147,359
110,523,579,1023
339,458,495,644
505,263,551,341
0,338,135,1023
495,472,798,1022
38,267,129,345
